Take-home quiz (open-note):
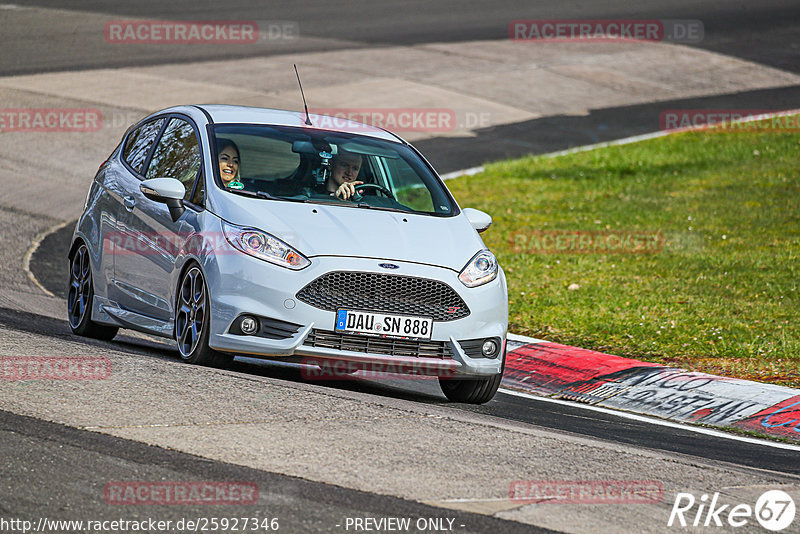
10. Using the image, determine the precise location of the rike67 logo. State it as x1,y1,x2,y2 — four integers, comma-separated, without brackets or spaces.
668,490,795,531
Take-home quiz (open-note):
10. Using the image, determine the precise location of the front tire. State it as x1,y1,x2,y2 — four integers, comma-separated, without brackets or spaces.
67,243,118,341
438,372,503,404
175,265,232,367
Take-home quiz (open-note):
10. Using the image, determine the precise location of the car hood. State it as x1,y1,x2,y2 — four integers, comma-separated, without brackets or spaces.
212,194,486,271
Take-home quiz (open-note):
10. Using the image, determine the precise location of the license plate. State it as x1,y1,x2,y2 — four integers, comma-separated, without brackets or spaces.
335,309,433,340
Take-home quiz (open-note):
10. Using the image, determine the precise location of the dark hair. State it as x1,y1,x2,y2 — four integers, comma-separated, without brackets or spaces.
334,149,361,163
216,138,240,157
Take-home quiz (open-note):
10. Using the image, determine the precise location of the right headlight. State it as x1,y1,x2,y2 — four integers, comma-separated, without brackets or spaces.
222,221,310,270
458,249,498,287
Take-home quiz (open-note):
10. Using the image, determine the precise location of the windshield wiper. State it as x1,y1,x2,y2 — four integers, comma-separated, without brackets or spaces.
227,189,309,203
259,192,311,203
328,201,411,214
356,204,412,214
227,189,259,198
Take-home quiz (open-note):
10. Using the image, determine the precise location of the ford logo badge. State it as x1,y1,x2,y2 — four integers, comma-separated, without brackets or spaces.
378,263,399,270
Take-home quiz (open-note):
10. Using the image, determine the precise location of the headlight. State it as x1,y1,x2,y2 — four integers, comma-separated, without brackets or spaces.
458,250,498,287
222,221,310,270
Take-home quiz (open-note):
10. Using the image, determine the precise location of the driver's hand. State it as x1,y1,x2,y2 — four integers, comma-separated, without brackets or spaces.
335,181,364,200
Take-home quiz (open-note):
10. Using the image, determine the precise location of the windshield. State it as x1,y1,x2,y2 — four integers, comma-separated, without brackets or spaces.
210,124,457,216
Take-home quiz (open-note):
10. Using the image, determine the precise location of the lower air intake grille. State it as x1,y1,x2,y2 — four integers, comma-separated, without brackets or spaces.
304,329,452,359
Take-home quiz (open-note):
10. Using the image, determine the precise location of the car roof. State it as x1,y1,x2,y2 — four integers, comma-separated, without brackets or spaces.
186,105,404,143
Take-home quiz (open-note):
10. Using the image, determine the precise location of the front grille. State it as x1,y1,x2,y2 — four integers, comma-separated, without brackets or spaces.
304,329,452,359
295,271,470,322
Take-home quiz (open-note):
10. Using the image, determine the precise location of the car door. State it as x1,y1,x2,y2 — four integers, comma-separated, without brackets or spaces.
114,116,204,323
106,117,167,306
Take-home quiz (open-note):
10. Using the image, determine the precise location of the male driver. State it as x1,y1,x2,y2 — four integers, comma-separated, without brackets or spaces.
327,151,363,200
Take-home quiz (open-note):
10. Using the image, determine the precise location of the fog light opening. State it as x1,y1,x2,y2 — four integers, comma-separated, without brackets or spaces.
481,339,498,358
240,316,259,335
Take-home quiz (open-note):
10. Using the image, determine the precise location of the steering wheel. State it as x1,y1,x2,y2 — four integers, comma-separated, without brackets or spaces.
354,183,395,200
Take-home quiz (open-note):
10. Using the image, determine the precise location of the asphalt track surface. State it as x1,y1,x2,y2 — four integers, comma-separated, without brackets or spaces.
4,1,800,532
1,408,549,534
4,0,799,75
2,303,798,476
3,0,800,173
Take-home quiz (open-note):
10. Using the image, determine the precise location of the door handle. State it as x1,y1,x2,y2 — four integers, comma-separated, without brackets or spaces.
124,196,136,211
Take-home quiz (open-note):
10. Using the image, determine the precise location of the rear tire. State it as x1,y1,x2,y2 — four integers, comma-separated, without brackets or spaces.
67,243,118,341
438,372,502,404
175,265,232,368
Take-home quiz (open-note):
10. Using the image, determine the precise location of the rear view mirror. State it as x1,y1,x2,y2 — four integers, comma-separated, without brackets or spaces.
140,178,185,221
292,140,337,155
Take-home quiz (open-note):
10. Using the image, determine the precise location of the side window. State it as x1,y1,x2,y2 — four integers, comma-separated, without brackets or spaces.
123,118,166,174
145,118,202,201
191,171,205,205
385,157,434,212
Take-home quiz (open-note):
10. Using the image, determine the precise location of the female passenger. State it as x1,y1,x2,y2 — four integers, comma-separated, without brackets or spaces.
217,139,243,189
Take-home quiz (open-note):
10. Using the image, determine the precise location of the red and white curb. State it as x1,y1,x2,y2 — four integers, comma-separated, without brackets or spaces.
502,333,800,443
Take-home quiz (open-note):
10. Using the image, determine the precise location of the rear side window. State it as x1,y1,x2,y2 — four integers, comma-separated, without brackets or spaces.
145,118,202,201
123,118,166,174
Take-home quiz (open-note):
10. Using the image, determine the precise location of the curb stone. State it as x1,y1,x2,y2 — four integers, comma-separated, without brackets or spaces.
503,334,800,442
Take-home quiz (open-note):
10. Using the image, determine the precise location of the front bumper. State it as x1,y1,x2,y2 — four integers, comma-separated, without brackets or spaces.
203,251,508,377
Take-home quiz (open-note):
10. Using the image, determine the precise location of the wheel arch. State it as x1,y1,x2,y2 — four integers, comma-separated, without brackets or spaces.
68,231,107,299
172,257,207,338
173,257,204,306
67,236,84,261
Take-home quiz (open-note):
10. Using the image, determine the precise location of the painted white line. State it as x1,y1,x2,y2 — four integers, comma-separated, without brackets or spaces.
498,387,800,451
23,219,74,298
439,108,800,180
440,165,485,181
507,332,547,344
536,130,673,159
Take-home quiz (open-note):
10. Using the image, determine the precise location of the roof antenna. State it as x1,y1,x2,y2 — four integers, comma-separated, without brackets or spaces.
294,64,312,126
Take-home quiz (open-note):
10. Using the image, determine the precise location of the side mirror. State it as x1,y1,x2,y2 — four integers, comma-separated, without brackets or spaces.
463,208,492,233
140,178,185,222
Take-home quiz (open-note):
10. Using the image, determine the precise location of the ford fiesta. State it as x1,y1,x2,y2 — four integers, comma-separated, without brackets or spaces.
68,105,508,403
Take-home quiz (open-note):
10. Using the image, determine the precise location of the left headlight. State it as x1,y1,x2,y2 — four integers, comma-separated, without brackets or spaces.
222,221,310,270
458,249,498,287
